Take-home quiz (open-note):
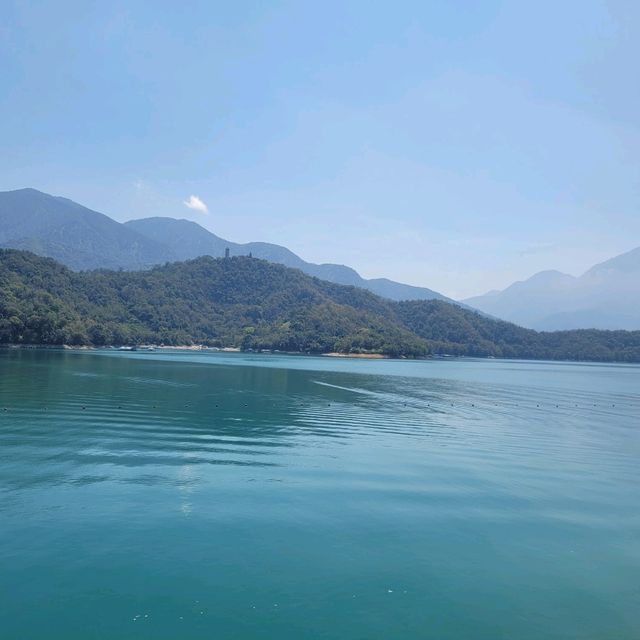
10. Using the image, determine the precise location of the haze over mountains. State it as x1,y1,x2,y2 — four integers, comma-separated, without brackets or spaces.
464,248,640,330
0,188,452,304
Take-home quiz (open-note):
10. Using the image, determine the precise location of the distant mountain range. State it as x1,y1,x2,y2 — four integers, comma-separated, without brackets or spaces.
124,216,454,302
0,188,170,270
463,247,640,330
0,188,453,304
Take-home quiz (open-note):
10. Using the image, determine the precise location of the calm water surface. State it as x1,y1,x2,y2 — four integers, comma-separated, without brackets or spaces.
1,349,639,639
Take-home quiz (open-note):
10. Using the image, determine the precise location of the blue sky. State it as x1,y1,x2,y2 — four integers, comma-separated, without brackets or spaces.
2,1,639,298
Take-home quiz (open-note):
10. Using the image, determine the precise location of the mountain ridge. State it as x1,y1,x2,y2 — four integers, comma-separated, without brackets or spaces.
0,188,455,305
0,188,177,270
463,246,640,330
124,216,454,302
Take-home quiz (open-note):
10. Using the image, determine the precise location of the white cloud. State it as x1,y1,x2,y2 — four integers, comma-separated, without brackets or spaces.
183,195,208,214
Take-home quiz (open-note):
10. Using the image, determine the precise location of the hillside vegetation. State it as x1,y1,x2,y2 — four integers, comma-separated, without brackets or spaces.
1,250,639,362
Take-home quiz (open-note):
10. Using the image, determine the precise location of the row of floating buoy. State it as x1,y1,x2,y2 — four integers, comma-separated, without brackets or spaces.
0,401,629,412
393,401,620,409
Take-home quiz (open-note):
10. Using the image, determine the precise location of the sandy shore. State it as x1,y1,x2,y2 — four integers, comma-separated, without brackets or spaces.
156,345,240,352
321,352,388,359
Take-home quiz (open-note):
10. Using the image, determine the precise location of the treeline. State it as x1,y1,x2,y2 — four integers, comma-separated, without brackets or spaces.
1,249,639,362
396,300,640,362
0,250,426,356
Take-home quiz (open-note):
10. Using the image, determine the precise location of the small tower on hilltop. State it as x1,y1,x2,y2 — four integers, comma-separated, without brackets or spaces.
225,247,230,259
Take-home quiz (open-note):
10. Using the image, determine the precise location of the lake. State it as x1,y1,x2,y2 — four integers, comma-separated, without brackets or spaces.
1,349,639,639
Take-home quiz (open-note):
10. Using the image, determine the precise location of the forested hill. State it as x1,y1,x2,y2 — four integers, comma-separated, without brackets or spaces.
0,250,426,356
396,301,640,362
1,249,639,362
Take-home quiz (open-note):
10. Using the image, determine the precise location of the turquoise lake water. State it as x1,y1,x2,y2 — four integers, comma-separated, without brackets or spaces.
1,349,639,639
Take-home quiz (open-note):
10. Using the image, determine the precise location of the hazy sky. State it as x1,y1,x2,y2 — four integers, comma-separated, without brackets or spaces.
2,1,639,298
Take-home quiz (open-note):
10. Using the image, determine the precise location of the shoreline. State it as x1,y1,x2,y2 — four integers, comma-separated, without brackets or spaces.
0,344,389,359
2,344,637,365
0,343,240,352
